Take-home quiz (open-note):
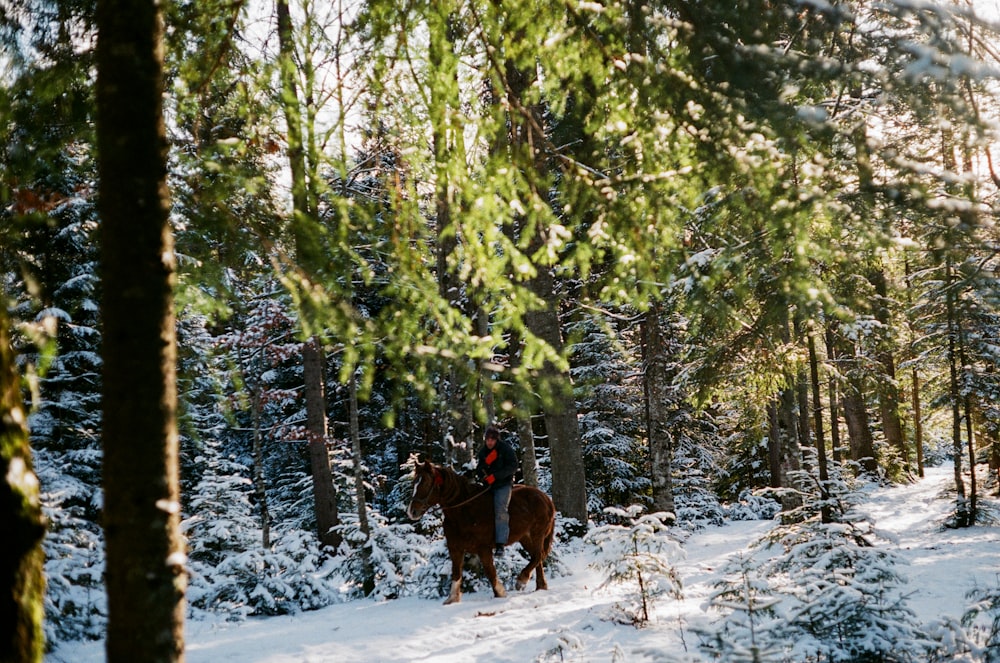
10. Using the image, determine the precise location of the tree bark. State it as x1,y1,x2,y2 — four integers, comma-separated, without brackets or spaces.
96,0,185,657
508,330,539,488
641,303,675,514
842,385,877,475
0,307,46,662
912,368,925,478
825,326,842,464
348,372,375,594
303,338,341,548
869,268,908,474
523,286,588,525
251,389,271,549
808,333,831,523
944,260,970,525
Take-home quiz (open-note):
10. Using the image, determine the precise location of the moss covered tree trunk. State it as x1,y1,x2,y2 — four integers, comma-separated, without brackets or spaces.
0,306,46,662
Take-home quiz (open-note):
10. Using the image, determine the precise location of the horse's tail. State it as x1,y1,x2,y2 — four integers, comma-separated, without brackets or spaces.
541,499,556,560
542,522,555,560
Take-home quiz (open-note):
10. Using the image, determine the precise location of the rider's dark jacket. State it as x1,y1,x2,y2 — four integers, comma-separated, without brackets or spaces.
477,437,518,489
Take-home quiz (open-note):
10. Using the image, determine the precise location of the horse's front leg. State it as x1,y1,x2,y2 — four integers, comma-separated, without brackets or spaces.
481,549,507,599
443,545,464,605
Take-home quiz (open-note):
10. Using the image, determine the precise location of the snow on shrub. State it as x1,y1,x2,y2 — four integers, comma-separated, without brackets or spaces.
586,505,684,626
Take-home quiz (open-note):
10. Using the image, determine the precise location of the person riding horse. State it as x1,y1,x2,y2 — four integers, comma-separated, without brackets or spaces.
477,424,518,557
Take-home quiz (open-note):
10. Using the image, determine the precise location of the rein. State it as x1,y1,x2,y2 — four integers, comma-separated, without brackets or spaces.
414,467,490,512
441,485,490,510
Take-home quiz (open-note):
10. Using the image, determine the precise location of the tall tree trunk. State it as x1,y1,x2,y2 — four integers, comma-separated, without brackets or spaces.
767,400,782,488
508,330,539,487
0,307,46,662
641,303,675,514
842,385,877,475
523,288,587,525
957,317,978,522
808,333,831,523
502,52,587,526
912,368,925,478
833,324,878,475
944,261,970,525
825,325,842,464
349,372,375,595
768,387,802,510
251,390,271,549
303,338,341,548
96,0,185,657
903,258,925,478
277,0,341,549
869,268,908,475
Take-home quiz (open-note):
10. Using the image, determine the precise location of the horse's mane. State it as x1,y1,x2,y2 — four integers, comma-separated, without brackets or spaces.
422,462,480,506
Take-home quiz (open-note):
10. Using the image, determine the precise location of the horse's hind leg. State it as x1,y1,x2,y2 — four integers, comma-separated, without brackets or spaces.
534,557,547,590
515,542,543,591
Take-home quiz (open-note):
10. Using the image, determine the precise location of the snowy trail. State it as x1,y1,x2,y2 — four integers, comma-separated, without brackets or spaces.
48,467,1000,662
50,518,772,662
866,466,1000,624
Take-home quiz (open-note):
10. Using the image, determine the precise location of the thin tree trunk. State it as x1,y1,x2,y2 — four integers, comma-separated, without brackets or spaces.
808,333,831,523
96,0,185,656
251,390,271,549
958,321,978,521
349,372,375,594
912,368,925,478
945,261,969,525
767,400,782,488
825,326,842,464
277,0,341,549
508,330,539,487
642,303,675,514
303,338,341,548
903,257,924,477
0,307,46,662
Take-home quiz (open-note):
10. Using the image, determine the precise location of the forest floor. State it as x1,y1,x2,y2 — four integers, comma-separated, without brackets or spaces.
49,465,1000,662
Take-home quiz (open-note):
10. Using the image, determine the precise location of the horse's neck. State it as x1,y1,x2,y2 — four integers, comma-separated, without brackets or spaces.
440,471,474,506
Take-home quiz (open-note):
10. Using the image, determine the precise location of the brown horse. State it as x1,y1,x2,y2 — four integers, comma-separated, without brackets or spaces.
406,460,555,604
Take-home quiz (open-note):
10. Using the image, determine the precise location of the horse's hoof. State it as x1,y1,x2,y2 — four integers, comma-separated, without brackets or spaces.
515,580,526,591
443,596,460,605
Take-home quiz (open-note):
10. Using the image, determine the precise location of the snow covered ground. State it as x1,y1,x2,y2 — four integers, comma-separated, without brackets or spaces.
47,466,1000,662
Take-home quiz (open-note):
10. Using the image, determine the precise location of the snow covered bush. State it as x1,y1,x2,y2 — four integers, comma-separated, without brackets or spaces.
35,447,107,644
183,441,342,619
724,488,781,522
586,505,684,626
187,528,342,620
702,462,934,662
963,582,1000,661
697,552,790,662
41,501,106,644
331,513,432,600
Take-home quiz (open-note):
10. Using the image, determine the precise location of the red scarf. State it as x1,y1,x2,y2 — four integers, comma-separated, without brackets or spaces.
485,449,498,466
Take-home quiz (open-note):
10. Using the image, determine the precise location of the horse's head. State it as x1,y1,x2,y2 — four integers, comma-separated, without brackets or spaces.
406,460,444,520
